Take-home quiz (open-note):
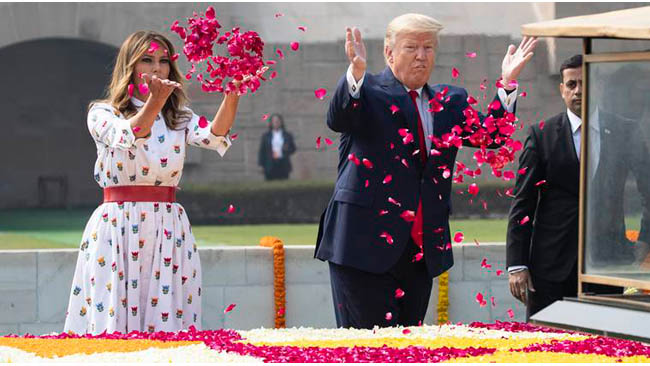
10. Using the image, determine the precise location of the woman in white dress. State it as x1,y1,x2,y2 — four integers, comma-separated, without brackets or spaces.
64,30,253,334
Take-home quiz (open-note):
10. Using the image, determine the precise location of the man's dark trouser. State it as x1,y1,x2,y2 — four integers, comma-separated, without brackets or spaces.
328,240,433,329
527,262,623,320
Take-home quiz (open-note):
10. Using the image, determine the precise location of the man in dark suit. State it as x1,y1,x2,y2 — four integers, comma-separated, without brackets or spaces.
315,13,537,328
506,55,650,318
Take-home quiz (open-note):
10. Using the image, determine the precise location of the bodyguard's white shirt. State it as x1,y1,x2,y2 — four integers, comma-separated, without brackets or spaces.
567,108,600,177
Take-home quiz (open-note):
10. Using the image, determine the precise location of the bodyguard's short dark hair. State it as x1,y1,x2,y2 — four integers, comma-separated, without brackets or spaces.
560,54,583,81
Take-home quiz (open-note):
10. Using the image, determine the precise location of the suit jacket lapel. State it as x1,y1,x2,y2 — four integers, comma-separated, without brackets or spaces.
379,68,422,156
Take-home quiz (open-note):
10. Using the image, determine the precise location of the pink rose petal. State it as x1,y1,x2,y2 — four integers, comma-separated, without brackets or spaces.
519,215,530,225
138,83,149,95
395,288,405,299
147,41,159,54
316,136,321,149
383,175,392,184
468,183,479,196
362,158,373,169
507,308,515,319
388,197,401,207
390,104,400,114
380,232,394,245
452,67,460,79
274,12,284,17
347,153,360,165
453,232,464,243
400,210,415,222
314,88,327,100
224,303,236,314
539,120,545,130
290,42,300,51
128,84,134,97
261,114,269,121
227,204,236,214
205,6,215,19
466,52,477,58
298,26,306,32
496,269,504,276
276,49,285,60
198,116,209,128
324,138,333,145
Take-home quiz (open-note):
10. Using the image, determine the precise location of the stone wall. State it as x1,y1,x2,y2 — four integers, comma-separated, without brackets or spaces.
0,243,525,335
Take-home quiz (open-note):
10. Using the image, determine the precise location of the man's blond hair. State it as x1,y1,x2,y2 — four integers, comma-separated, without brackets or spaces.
384,13,444,63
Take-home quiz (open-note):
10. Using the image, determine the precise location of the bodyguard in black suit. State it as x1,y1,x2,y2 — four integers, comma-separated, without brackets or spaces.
506,55,650,318
315,13,537,328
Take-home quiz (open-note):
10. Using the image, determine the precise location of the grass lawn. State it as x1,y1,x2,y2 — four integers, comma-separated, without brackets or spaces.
0,208,641,250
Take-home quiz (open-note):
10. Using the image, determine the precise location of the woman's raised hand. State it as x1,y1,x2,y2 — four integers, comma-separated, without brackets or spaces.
141,73,181,102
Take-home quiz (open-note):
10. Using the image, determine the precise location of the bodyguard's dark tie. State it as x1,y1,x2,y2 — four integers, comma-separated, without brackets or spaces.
408,90,427,249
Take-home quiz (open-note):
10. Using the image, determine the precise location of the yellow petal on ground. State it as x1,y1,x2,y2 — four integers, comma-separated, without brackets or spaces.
0,338,201,358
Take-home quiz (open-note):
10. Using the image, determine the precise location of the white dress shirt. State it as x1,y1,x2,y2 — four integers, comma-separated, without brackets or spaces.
567,108,600,178
271,130,284,158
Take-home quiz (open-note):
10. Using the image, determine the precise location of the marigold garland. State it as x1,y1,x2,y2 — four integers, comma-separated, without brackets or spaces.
259,236,286,328
437,271,450,324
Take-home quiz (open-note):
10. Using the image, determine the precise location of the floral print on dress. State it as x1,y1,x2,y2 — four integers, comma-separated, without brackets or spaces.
64,97,232,335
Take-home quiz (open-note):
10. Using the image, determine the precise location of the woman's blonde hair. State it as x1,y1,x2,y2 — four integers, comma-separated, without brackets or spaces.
384,13,444,64
92,30,190,129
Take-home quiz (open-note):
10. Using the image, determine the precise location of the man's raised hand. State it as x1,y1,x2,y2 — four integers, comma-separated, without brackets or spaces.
345,27,367,82
501,36,538,89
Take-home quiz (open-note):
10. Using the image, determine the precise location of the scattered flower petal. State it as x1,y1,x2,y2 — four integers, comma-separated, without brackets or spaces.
380,232,394,245
138,83,149,96
224,303,236,314
468,183,479,196
198,116,209,128
314,88,327,100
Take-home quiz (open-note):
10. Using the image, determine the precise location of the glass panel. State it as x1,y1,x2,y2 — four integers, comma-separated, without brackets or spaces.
584,61,650,284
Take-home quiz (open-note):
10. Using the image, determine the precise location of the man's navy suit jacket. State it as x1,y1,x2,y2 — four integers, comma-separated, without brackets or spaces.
315,67,513,279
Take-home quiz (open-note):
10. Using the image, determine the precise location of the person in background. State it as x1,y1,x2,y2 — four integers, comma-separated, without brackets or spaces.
258,113,296,180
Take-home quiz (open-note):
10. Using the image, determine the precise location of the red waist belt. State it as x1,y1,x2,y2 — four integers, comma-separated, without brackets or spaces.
103,186,176,203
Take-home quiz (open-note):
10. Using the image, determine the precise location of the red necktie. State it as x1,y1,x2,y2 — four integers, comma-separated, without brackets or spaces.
408,90,427,248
